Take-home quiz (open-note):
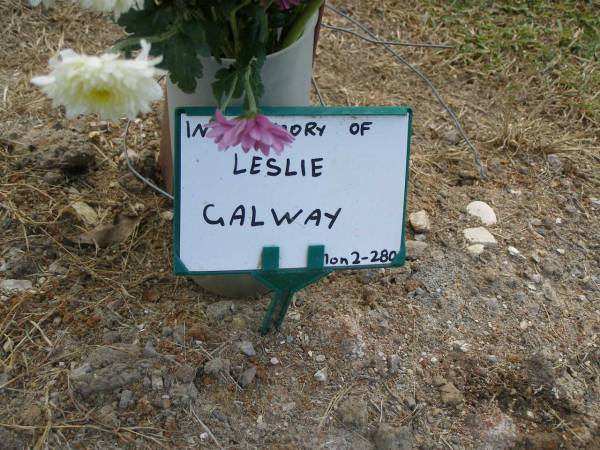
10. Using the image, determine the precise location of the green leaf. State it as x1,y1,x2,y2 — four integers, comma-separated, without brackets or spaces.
158,35,203,93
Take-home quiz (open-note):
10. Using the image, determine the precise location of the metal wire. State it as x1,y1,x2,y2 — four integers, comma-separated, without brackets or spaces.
325,4,486,178
312,76,327,106
321,24,455,49
122,118,174,201
123,5,486,198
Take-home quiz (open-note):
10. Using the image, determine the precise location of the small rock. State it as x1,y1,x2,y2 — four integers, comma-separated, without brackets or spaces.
452,340,470,353
239,366,257,387
508,246,521,257
161,210,174,221
542,282,561,304
0,279,33,292
336,397,368,431
528,273,543,284
525,350,556,387
69,201,99,226
151,371,164,391
97,404,120,428
409,210,431,233
414,233,427,242
153,395,172,409
70,362,92,380
205,301,234,321
172,325,185,345
478,410,517,450
362,286,379,305
203,358,230,378
433,375,447,387
466,201,497,225
546,154,563,172
174,365,196,384
143,340,159,358
406,240,428,260
314,367,327,382
170,383,199,405
119,390,134,409
20,405,42,426
374,423,414,450
439,382,463,406
463,227,497,247
487,355,499,364
519,320,529,330
542,259,563,278
467,244,485,258
388,354,401,374
237,341,256,357
553,372,586,411
47,260,67,275
119,172,145,192
270,357,279,365
43,171,64,185
5,255,37,278
315,354,326,363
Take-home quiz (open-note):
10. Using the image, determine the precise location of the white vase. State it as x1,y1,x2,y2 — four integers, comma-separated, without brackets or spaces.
166,13,319,298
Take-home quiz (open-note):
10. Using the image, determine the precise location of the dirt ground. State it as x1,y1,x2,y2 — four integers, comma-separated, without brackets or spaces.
1,1,599,449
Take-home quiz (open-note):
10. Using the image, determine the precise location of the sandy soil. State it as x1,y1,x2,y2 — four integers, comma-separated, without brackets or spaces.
1,1,599,449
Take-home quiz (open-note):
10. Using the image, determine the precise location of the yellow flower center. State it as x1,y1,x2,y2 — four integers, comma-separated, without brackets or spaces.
89,88,113,103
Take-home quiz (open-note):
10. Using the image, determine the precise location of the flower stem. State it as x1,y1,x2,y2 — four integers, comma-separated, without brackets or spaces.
244,68,258,115
229,0,251,56
221,74,239,110
280,0,323,49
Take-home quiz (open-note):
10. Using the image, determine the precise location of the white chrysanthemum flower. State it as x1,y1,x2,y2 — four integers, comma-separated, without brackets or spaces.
29,0,57,8
32,40,165,121
79,0,143,19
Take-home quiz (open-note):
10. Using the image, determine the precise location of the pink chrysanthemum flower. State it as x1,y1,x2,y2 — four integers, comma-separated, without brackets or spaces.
275,0,302,11
207,111,294,156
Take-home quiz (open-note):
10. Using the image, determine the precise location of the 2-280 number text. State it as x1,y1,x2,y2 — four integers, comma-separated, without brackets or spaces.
324,249,399,266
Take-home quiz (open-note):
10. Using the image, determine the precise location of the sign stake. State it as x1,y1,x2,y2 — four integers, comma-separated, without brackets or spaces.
254,245,331,334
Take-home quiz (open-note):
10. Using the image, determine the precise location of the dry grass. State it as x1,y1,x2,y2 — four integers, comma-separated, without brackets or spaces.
0,0,599,449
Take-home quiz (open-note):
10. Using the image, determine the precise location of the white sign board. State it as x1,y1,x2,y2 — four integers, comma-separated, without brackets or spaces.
174,107,411,274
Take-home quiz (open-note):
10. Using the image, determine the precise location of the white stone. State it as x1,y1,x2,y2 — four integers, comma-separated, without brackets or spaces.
0,279,33,291
315,354,326,362
409,210,431,233
69,201,99,226
314,367,327,382
452,340,469,353
270,357,279,365
507,246,520,256
464,227,497,247
466,201,497,225
467,244,485,257
161,210,174,221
